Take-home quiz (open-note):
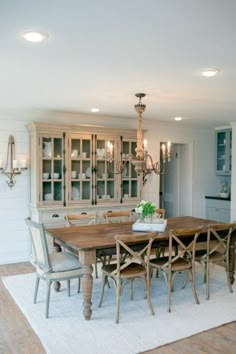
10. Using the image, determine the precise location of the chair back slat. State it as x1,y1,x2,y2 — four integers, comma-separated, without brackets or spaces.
25,217,51,271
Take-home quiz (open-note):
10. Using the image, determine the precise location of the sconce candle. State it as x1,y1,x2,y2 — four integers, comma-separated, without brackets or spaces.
21,159,27,169
13,160,18,169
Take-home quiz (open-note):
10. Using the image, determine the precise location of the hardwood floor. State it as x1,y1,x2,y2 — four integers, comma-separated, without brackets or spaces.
0,262,235,354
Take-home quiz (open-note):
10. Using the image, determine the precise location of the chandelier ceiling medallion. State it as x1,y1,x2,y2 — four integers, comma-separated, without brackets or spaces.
115,93,171,183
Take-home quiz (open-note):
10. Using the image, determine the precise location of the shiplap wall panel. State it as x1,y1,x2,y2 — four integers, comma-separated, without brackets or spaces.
0,119,30,264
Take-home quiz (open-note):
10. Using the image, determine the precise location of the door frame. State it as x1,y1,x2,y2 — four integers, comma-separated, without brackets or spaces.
159,142,193,217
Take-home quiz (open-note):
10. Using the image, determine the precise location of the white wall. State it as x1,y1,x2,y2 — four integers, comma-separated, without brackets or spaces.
0,110,218,264
143,120,218,217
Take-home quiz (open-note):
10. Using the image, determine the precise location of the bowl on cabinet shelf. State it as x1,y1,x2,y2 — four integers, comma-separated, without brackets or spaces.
44,193,52,201
219,192,229,198
53,173,60,179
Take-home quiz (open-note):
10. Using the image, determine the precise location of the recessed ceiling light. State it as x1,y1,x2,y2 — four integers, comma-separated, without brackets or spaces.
90,108,100,113
201,68,220,77
174,117,183,121
22,31,48,43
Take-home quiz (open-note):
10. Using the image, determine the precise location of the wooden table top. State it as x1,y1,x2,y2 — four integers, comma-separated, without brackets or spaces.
47,216,215,251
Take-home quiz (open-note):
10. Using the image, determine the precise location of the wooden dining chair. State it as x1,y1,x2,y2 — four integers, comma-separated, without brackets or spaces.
153,208,176,261
103,210,132,223
103,210,133,265
155,208,165,219
150,227,204,312
64,213,100,278
194,223,236,300
25,217,82,318
98,232,157,323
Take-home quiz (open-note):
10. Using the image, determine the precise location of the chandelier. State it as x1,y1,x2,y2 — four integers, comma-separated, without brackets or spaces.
114,93,171,183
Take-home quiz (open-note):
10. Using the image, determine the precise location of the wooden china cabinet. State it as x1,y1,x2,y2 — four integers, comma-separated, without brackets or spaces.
27,122,142,227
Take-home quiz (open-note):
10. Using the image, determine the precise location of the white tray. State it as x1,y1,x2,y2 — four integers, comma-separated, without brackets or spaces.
132,219,167,232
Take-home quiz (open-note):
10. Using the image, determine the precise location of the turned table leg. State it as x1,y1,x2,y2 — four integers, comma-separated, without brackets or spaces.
82,264,93,320
79,249,96,320
228,240,235,285
53,239,62,292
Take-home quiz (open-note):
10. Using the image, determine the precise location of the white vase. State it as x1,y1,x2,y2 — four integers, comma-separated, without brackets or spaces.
144,215,153,224
43,142,52,157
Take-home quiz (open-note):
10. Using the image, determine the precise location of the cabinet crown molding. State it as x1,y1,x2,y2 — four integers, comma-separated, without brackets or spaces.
27,121,139,138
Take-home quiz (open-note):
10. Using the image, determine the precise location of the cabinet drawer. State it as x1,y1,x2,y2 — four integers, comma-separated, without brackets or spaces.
205,199,230,209
39,210,67,226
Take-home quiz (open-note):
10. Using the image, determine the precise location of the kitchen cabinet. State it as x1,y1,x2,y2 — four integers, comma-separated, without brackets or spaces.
216,128,232,175
205,197,231,223
27,122,141,226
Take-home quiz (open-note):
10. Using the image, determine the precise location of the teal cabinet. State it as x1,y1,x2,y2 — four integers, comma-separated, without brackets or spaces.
206,198,231,223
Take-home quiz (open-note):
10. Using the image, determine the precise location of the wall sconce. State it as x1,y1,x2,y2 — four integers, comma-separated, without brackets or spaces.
0,135,27,189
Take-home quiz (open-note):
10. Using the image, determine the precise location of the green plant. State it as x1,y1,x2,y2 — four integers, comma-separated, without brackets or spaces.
135,200,156,218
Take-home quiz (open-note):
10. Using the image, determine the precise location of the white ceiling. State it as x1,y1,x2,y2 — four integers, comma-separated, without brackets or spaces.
1,0,235,128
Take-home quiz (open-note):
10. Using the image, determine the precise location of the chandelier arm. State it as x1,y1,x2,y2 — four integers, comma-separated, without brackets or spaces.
145,155,167,175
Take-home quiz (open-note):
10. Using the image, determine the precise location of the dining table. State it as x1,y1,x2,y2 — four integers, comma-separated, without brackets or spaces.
46,216,236,320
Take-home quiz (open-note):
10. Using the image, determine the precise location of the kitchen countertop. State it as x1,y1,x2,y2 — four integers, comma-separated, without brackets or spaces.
205,195,231,201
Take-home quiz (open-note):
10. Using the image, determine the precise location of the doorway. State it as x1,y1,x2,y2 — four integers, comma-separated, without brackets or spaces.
159,143,192,218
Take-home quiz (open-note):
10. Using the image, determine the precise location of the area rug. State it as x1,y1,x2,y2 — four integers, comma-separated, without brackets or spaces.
2,265,236,354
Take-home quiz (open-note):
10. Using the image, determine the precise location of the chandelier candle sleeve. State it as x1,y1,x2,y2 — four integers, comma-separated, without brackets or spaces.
167,141,171,161
106,140,113,162
143,139,148,152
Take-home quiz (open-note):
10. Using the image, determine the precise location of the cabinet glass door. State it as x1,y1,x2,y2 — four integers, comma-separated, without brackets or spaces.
216,129,231,175
216,131,227,173
41,136,63,204
121,140,139,199
96,138,115,202
69,135,92,203
229,130,232,172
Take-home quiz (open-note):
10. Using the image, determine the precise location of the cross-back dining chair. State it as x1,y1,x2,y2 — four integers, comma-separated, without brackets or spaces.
64,213,100,278
25,217,82,318
103,210,132,223
194,222,236,300
98,232,157,323
155,208,165,219
103,210,133,265
154,208,168,259
150,227,204,312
